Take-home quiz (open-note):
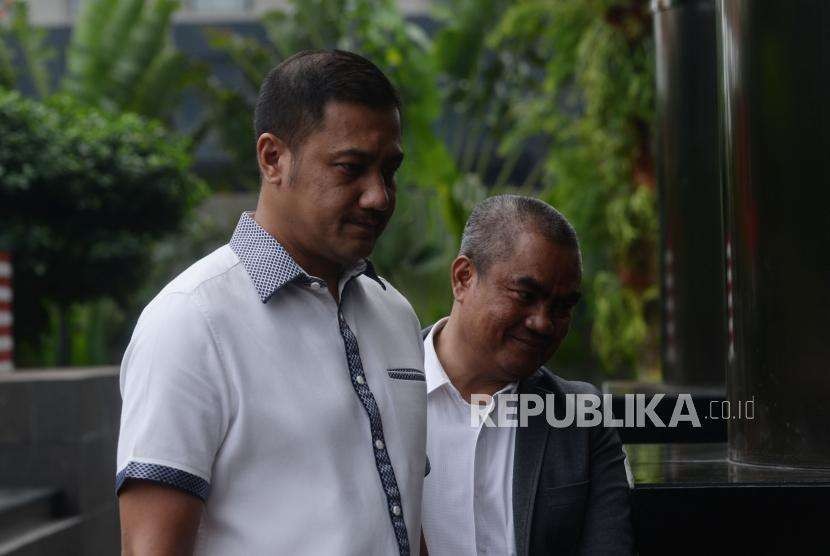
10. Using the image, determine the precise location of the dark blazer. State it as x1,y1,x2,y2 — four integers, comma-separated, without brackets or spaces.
422,325,633,555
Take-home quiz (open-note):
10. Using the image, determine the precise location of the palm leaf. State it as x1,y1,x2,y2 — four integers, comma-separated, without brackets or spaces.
64,0,119,101
128,47,193,121
0,25,16,90
109,0,179,109
206,29,273,90
1,1,54,97
100,0,145,81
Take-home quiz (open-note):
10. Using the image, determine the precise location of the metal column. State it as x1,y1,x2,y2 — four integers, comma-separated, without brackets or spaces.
718,0,830,467
653,0,726,386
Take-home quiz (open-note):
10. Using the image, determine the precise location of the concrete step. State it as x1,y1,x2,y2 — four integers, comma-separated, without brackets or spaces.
0,489,56,538
0,488,81,556
0,515,82,556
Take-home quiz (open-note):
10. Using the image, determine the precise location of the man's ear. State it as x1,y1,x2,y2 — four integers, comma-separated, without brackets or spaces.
256,133,291,187
450,256,477,302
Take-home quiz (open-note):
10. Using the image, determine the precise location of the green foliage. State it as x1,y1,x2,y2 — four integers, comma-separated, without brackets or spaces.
489,0,658,376
593,271,657,371
206,0,456,192
431,0,548,236
1,0,200,124
0,89,207,364
63,0,200,123
0,0,212,365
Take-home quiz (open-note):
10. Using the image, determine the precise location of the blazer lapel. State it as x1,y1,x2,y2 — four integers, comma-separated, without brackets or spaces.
513,374,552,556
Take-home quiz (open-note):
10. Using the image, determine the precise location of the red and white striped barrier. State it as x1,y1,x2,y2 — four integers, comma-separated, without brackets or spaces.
0,252,12,372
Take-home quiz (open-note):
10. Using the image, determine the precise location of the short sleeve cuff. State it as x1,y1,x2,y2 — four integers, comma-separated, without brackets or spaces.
116,461,211,501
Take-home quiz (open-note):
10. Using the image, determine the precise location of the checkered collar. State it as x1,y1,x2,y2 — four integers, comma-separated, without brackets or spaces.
229,212,384,303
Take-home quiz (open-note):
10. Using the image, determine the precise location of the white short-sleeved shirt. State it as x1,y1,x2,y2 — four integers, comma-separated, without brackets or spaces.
116,212,427,555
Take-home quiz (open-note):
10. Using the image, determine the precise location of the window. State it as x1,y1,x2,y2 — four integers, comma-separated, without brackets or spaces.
188,0,253,11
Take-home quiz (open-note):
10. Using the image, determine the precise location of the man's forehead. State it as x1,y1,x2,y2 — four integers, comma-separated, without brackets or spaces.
512,233,580,267
507,270,582,295
318,101,401,145
495,237,582,289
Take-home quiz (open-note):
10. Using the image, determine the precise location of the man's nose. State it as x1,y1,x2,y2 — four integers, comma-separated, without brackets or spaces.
359,171,392,212
524,306,557,337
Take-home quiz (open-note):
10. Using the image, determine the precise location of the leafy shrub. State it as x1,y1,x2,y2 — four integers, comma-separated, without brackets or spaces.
0,89,207,364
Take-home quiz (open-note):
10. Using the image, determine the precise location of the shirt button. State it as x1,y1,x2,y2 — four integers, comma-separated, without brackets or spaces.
356,375,366,385
391,505,401,516
310,281,322,289
374,439,385,450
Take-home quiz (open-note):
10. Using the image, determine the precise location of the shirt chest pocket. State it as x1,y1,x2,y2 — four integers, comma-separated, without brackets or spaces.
379,367,427,443
387,368,426,382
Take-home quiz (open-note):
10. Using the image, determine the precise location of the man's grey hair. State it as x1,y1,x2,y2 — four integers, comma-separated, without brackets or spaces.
459,194,581,275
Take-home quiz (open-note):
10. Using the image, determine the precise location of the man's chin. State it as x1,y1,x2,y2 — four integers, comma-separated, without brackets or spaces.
335,241,377,266
500,356,546,382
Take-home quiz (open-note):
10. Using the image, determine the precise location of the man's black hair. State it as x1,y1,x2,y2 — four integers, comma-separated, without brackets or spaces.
254,49,401,150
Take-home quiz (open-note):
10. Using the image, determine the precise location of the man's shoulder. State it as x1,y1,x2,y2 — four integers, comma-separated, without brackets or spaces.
122,246,242,374
160,244,240,296
141,244,242,319
524,366,601,397
359,273,417,318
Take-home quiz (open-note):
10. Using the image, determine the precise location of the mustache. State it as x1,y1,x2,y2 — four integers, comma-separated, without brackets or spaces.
511,330,555,347
345,213,388,228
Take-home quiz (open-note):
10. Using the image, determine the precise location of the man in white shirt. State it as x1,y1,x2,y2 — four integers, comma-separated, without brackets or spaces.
422,195,633,555
117,50,428,555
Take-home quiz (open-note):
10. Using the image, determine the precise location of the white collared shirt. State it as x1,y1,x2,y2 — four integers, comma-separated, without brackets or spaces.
116,212,427,555
422,318,518,556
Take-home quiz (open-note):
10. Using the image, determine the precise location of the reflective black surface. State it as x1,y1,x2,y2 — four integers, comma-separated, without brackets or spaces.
629,443,830,553
627,443,830,485
718,0,830,467
653,0,727,386
601,389,728,444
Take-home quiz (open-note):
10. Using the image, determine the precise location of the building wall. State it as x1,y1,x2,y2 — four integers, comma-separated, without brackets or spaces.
26,0,432,26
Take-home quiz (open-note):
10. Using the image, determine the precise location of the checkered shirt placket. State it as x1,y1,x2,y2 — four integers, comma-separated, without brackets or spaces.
337,307,411,556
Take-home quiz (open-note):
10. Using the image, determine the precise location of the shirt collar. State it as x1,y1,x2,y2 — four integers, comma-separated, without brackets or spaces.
229,212,385,303
424,317,518,399
424,317,452,395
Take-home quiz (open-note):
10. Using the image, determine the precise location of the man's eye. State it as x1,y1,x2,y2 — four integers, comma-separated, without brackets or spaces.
384,163,401,179
513,290,534,302
337,163,363,175
552,303,577,318
382,171,398,189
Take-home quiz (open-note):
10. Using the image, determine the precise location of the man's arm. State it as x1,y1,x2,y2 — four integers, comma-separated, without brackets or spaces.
119,481,203,556
116,293,230,553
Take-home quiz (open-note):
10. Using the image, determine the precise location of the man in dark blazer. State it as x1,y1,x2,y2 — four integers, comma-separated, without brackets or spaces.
420,194,633,555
